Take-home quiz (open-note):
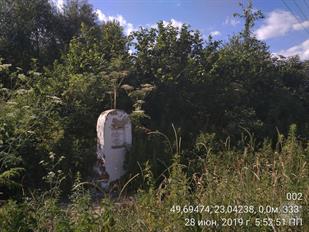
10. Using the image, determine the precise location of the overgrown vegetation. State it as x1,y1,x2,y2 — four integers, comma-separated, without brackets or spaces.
1,125,308,231
0,0,308,231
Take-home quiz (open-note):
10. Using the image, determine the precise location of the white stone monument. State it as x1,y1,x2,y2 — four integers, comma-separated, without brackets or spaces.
95,109,132,189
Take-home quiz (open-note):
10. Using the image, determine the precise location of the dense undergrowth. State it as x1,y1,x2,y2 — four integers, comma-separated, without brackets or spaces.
1,125,308,231
1,1,309,231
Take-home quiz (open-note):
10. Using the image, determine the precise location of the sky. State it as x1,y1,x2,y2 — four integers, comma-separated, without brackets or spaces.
55,0,309,60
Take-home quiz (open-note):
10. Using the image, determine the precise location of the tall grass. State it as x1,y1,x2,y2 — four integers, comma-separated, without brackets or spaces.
0,125,308,231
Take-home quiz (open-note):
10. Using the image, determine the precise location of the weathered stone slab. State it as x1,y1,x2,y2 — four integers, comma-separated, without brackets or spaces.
95,109,132,188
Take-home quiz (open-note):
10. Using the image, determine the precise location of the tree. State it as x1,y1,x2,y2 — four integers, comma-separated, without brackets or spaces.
0,0,57,69
233,0,264,43
0,0,97,70
54,0,97,52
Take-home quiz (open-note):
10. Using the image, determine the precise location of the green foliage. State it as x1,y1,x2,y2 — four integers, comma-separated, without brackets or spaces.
0,128,308,231
0,3,308,232
0,64,65,196
0,168,24,189
0,200,30,232
69,174,115,231
0,0,98,70
233,0,264,42
40,152,66,198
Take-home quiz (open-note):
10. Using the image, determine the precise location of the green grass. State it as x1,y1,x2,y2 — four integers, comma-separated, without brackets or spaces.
0,125,308,231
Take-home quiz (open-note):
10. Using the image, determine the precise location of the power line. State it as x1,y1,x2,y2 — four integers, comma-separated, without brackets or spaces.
293,0,309,21
303,0,309,13
281,0,309,35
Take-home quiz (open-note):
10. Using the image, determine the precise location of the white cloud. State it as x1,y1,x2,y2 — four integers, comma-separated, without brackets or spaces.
126,23,135,35
224,16,240,27
149,19,183,30
56,0,64,10
128,49,134,55
112,15,127,27
255,10,309,40
293,21,309,31
50,0,64,11
96,9,107,22
95,9,137,35
277,39,309,60
162,19,183,29
210,31,221,37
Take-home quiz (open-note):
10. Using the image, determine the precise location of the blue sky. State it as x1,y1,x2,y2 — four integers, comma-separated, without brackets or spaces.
55,0,309,60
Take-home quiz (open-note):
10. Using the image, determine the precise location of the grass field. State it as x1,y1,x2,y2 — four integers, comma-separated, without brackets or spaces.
0,125,308,231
